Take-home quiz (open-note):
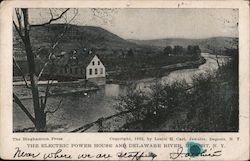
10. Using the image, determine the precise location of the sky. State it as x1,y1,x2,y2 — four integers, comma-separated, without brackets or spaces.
27,8,238,40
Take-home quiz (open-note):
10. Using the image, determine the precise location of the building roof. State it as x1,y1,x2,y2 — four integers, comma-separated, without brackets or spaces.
55,50,97,68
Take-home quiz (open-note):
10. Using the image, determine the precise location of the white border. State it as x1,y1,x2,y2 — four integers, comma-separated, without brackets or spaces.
0,0,249,160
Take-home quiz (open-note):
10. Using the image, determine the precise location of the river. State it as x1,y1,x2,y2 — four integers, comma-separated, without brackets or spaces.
13,53,229,132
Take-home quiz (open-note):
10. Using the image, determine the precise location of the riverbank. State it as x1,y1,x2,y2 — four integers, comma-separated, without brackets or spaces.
13,56,206,98
108,53,237,132
13,80,99,100
107,56,206,84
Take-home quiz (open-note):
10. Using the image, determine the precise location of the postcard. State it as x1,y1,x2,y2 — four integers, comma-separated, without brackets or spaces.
0,0,249,160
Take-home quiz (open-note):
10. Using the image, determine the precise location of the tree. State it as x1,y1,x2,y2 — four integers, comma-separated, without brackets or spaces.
186,45,201,58
163,46,173,56
207,42,222,70
115,84,148,122
186,45,194,55
173,45,184,55
127,48,134,58
13,8,77,132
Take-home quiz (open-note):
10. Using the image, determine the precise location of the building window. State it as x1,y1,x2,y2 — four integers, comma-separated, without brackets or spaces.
92,61,95,65
81,68,83,74
89,68,92,75
95,68,98,75
70,68,73,74
75,68,78,74
98,61,100,65
100,68,103,74
64,67,67,73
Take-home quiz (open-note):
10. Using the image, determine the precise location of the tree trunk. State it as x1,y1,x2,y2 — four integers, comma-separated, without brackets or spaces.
22,9,46,132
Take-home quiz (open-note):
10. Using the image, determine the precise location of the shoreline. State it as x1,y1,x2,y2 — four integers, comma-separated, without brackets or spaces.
13,56,206,99
107,56,206,85
13,80,99,100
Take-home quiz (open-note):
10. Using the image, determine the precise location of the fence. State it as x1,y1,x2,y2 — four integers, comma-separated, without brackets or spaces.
70,105,146,132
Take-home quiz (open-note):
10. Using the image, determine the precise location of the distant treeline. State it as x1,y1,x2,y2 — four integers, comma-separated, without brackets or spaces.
163,45,201,56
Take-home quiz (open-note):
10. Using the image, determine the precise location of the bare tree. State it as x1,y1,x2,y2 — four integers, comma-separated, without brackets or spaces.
13,8,77,132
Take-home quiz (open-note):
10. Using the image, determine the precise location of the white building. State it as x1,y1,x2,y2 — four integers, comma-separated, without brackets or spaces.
54,51,106,85
86,55,106,79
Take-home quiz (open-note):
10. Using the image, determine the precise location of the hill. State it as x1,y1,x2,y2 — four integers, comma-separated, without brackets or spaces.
13,24,159,58
128,37,238,53
14,24,237,58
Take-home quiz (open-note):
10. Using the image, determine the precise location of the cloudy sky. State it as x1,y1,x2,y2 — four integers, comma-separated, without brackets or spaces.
28,8,238,40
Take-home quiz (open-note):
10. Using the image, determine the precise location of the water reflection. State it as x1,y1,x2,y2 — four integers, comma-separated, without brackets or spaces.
104,84,125,97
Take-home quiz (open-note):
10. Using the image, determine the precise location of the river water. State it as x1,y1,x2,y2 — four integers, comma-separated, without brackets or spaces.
13,53,229,132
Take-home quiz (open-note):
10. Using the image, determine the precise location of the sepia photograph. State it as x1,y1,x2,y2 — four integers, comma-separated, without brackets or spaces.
13,8,239,133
